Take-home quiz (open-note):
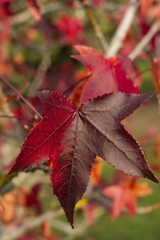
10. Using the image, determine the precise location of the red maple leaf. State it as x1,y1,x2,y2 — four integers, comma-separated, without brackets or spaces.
72,45,139,104
103,178,152,220
10,91,158,227
57,14,84,45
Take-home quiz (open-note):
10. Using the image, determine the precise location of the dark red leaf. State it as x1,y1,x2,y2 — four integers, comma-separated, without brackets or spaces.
10,91,158,227
72,45,139,104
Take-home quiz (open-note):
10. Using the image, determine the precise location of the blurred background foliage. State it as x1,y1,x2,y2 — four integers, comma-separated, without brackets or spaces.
1,0,160,239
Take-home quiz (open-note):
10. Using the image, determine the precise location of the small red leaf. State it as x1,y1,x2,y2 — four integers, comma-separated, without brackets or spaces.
103,179,152,220
57,14,83,45
72,45,139,104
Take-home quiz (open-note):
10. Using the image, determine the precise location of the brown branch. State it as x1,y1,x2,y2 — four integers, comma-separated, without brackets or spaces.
0,210,63,240
0,76,42,119
78,0,108,53
7,2,64,27
0,84,23,142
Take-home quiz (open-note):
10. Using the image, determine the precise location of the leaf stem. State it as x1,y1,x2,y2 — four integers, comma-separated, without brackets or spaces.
0,76,42,119
63,74,91,97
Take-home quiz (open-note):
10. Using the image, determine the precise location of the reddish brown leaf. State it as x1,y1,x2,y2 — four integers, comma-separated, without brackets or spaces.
72,45,139,104
10,91,158,227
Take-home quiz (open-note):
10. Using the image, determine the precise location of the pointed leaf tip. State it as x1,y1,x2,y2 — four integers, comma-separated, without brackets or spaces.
72,45,140,104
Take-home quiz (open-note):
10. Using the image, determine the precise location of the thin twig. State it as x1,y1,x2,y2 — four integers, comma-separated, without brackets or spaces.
91,193,112,212
28,49,52,95
106,0,138,57
78,0,108,53
137,202,160,214
0,170,50,196
129,20,160,61
63,74,91,97
0,114,30,121
0,84,23,142
7,2,64,27
0,210,63,240
4,2,122,28
0,76,42,119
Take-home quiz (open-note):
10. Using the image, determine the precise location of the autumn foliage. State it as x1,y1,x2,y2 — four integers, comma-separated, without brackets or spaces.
1,0,160,239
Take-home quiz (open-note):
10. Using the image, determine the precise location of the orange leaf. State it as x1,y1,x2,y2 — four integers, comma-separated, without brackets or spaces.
91,156,103,187
103,179,152,220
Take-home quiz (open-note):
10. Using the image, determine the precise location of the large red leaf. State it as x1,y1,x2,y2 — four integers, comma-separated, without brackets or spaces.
10,91,158,227
72,45,139,104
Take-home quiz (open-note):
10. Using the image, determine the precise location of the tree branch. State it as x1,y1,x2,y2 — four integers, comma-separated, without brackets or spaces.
0,85,23,142
8,2,64,27
0,210,63,240
0,76,42,119
78,0,108,53
137,202,160,214
129,20,160,60
28,47,52,95
0,170,50,196
106,0,138,57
